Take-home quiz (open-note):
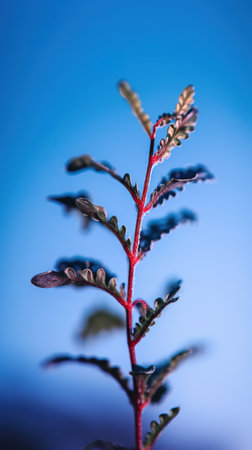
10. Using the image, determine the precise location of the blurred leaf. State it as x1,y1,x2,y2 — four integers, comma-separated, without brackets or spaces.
133,281,181,343
147,350,193,401
150,383,169,404
48,191,91,228
175,85,195,115
118,80,152,137
66,154,140,201
76,198,132,253
147,165,214,209
84,441,134,450
80,308,125,339
31,258,126,305
138,210,197,255
143,409,180,449
44,355,133,404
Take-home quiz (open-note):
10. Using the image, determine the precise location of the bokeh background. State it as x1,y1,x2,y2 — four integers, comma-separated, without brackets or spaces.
1,1,252,449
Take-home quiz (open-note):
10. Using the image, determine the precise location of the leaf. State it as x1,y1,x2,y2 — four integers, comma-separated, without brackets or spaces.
147,165,214,209
66,154,140,201
31,258,126,306
79,308,125,339
133,281,181,343
118,81,152,137
84,441,134,450
48,191,91,228
76,198,132,254
175,85,195,115
44,355,133,404
143,409,180,449
155,106,199,162
146,350,193,402
150,383,169,404
138,210,197,255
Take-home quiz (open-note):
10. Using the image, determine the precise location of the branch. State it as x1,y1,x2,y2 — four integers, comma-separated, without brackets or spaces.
66,154,141,205
138,210,197,257
31,263,128,309
145,164,214,211
75,198,132,258
133,282,181,344
44,355,134,405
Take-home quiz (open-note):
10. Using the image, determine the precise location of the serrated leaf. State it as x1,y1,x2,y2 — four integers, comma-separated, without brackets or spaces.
146,350,193,401
133,281,181,342
31,257,126,306
80,308,125,339
138,210,197,255
44,355,133,404
66,154,140,200
118,81,152,137
143,409,180,449
175,85,195,115
155,106,198,163
148,165,214,209
76,198,132,253
84,440,134,450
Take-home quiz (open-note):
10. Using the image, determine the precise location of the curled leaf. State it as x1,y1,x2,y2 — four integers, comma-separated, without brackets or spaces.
76,198,132,254
147,165,214,209
80,308,125,339
139,210,197,255
48,191,91,228
118,81,152,137
66,154,140,202
143,409,180,449
44,355,133,404
133,281,181,343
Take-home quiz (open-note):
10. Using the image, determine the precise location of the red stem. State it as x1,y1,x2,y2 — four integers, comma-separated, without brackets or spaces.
126,137,155,450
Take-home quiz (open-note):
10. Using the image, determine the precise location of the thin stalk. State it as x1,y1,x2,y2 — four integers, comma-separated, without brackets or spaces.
126,138,155,450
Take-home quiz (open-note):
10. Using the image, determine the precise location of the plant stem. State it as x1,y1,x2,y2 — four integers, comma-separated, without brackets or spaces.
126,138,155,450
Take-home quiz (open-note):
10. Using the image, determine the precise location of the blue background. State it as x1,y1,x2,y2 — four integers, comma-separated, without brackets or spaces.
1,1,251,449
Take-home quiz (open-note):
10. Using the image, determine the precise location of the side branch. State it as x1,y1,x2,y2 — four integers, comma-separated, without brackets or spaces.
44,354,134,404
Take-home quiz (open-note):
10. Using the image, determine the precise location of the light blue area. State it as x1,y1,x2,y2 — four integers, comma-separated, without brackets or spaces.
1,1,252,449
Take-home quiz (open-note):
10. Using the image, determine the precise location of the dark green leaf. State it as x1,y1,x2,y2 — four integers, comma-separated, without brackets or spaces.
143,409,180,449
80,309,125,339
44,355,133,404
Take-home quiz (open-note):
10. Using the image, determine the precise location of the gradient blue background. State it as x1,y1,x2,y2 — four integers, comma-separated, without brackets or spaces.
1,1,251,449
